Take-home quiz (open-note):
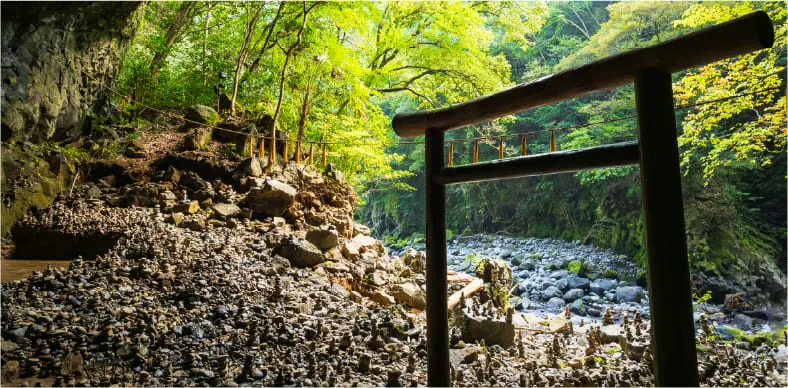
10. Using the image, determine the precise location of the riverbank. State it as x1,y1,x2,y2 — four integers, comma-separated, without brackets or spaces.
2,124,786,385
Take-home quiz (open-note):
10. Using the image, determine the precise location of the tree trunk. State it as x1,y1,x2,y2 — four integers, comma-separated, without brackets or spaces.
202,2,212,86
230,5,263,116
270,2,318,165
296,84,312,149
149,2,196,78
241,2,284,86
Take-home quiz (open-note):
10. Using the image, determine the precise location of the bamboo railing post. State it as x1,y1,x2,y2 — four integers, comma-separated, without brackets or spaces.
322,143,327,166
498,136,504,160
549,131,556,152
283,141,289,163
448,142,454,167
473,140,479,163
270,135,276,167
259,137,265,159
520,135,527,156
309,144,314,165
295,141,302,163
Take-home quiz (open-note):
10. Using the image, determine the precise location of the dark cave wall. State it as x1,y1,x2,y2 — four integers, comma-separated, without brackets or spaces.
1,2,143,143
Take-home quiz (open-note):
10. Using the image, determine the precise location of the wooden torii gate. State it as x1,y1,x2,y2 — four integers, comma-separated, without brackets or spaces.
391,11,774,387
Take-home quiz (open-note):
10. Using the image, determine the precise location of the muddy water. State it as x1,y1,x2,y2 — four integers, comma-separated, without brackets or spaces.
1,259,71,283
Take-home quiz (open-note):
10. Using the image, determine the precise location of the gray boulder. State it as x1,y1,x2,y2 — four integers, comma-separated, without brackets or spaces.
569,299,587,316
235,157,264,178
731,313,754,330
547,297,566,308
465,315,515,348
519,259,537,271
541,286,563,301
276,237,324,267
555,278,568,292
590,278,616,295
567,275,591,290
615,286,645,303
246,179,297,216
563,288,584,302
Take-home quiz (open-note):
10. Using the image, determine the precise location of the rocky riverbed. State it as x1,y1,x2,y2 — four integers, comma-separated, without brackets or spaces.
393,234,788,343
2,126,787,386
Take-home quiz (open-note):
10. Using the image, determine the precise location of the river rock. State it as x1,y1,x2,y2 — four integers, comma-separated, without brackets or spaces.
236,157,263,178
306,225,340,250
181,217,205,231
212,203,241,220
569,299,586,316
519,259,537,271
276,237,324,267
341,240,361,260
389,282,426,310
541,286,563,301
555,278,568,292
547,297,566,308
566,275,590,290
465,315,515,348
590,279,616,295
174,200,200,214
615,286,645,303
563,288,584,302
246,180,297,216
731,313,754,330
369,290,395,306
352,234,385,256
167,212,185,226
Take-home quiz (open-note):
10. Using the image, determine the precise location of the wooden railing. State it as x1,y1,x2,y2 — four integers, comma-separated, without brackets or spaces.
391,11,774,387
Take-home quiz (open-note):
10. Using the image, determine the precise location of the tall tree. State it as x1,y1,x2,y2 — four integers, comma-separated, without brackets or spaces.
149,2,201,78
230,3,265,116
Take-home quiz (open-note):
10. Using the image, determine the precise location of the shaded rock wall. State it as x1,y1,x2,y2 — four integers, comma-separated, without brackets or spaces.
1,2,142,143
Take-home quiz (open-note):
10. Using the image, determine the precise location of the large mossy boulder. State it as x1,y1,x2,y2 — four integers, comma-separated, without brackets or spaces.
183,105,220,129
184,128,212,150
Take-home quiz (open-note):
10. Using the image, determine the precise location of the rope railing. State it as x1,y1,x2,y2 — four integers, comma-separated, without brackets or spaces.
103,84,781,167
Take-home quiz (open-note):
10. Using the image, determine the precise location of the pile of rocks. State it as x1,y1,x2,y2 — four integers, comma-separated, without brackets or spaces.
2,136,786,386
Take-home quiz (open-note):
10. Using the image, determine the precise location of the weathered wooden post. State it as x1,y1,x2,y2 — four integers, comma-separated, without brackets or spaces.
635,68,699,386
424,128,449,387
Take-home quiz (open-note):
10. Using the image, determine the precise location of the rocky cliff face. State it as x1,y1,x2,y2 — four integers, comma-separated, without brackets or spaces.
1,2,142,143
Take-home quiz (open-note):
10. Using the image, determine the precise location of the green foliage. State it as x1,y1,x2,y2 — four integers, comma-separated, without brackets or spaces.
463,253,484,267
220,143,237,159
723,326,787,347
673,2,786,183
567,259,584,276
692,290,713,304
603,269,618,279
